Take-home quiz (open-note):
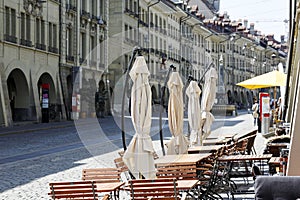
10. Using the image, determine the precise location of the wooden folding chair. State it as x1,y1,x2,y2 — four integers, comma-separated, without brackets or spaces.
82,168,121,183
128,178,180,200
49,181,98,200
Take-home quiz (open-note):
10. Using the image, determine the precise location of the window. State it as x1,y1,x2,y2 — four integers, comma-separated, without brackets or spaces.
36,18,40,44
41,20,45,45
4,7,17,43
48,22,58,53
80,32,86,62
20,13,31,46
35,18,46,50
66,28,74,61
48,22,53,47
21,13,25,41
26,14,31,41
53,24,57,48
81,0,87,11
90,0,96,16
5,7,10,36
90,35,96,65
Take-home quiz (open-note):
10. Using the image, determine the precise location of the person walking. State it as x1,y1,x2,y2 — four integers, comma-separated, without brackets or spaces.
252,100,259,126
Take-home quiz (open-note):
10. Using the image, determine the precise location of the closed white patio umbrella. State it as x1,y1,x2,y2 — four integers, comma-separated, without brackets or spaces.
186,80,202,146
123,56,156,179
201,66,218,145
166,72,189,154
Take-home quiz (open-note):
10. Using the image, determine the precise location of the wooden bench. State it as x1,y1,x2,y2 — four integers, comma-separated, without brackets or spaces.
128,178,180,200
82,168,121,183
211,105,237,116
49,181,98,200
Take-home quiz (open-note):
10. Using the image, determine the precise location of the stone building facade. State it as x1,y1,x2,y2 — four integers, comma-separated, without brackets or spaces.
0,0,287,126
0,0,63,126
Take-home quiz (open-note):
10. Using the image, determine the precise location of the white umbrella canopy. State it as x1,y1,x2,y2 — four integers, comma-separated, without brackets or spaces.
186,81,202,146
166,72,189,154
123,56,156,179
201,66,218,145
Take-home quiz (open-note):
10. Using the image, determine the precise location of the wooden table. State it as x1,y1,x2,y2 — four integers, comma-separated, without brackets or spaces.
188,145,225,154
203,137,232,146
155,153,212,166
96,182,125,200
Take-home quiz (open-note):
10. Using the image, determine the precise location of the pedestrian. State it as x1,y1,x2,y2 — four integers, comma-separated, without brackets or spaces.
252,100,259,126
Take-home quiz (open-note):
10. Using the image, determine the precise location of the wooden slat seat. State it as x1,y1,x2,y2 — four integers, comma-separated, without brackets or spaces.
128,178,180,200
49,181,98,200
82,168,121,183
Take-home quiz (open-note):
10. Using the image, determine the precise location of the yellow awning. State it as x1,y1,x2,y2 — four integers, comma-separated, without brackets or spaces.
236,70,287,90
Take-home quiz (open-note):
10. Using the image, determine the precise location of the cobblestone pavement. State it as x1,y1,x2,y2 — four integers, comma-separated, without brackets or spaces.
0,110,265,199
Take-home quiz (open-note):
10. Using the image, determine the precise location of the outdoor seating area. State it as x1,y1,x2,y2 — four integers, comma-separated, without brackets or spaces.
48,127,282,200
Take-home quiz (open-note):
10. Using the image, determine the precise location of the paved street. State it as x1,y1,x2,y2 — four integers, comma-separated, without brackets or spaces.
0,110,265,199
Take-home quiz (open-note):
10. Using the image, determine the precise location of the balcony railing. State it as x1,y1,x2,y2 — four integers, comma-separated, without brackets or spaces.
36,43,46,51
48,46,58,54
4,34,17,43
20,39,32,47
66,55,75,62
81,10,90,19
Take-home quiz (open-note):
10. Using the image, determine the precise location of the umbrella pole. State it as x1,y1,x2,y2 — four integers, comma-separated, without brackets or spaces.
159,65,176,155
121,46,141,150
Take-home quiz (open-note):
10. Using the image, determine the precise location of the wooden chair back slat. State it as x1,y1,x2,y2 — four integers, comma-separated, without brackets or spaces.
156,164,198,180
82,168,121,183
128,178,179,200
49,181,98,200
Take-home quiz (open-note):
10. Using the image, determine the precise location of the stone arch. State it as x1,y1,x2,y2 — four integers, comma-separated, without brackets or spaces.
7,69,30,121
37,73,56,105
